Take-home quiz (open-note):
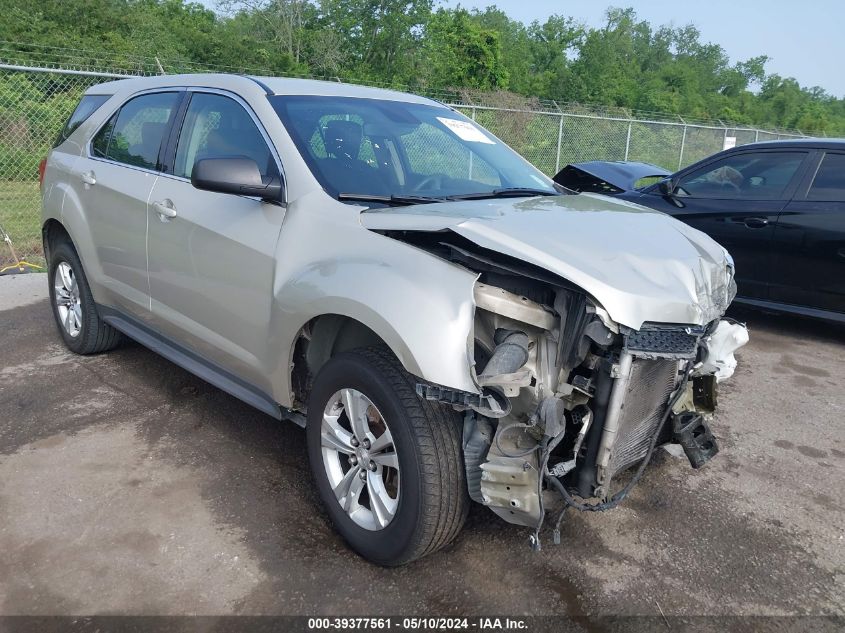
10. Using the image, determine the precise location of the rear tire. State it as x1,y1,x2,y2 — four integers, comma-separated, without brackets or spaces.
306,347,469,566
48,240,122,355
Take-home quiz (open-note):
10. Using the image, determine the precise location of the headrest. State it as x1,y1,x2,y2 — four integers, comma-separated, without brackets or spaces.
324,120,363,159
141,121,165,146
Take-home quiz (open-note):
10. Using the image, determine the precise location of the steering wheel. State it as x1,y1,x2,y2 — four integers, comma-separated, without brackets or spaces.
412,174,444,192
719,180,742,194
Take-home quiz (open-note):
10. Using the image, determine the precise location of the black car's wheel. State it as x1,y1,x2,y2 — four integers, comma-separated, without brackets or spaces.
306,347,468,566
48,240,122,354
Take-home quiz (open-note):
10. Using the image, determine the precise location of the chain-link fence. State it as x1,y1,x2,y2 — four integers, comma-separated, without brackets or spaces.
0,65,134,270
0,62,807,268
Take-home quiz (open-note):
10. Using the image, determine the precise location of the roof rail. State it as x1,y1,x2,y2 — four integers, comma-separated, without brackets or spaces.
242,75,273,95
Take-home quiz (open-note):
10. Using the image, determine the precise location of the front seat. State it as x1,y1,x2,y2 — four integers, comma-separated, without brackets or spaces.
321,120,387,195
196,117,275,178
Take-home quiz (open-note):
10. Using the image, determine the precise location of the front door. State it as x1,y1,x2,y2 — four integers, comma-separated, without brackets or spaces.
146,90,285,390
654,149,809,300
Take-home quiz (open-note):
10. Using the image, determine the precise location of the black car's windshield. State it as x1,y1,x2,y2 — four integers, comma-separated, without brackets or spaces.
270,95,559,203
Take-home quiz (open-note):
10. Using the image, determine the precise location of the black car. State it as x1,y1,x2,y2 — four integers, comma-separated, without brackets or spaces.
555,140,845,323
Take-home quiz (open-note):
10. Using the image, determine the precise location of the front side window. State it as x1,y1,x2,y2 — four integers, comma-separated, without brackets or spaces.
90,92,179,170
174,92,277,179
270,95,556,200
677,151,805,200
807,153,845,202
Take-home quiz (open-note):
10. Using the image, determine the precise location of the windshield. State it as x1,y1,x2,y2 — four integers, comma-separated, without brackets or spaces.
269,95,558,202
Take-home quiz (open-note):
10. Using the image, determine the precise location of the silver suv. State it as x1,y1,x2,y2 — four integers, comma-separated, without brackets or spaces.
41,74,748,565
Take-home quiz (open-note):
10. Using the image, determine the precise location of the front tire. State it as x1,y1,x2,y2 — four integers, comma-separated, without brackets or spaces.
306,347,468,566
48,240,122,355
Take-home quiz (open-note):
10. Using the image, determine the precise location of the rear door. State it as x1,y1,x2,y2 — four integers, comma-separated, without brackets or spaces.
146,89,286,391
74,90,182,316
651,149,809,301
770,151,845,315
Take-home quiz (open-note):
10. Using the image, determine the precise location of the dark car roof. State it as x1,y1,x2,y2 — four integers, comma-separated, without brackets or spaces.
733,138,845,150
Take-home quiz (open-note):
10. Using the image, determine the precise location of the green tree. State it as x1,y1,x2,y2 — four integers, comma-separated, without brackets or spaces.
317,0,432,82
0,1,841,134
422,8,508,91
525,15,583,100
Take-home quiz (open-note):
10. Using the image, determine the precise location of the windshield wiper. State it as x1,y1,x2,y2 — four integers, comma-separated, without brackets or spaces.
446,187,561,201
340,188,559,206
338,193,444,206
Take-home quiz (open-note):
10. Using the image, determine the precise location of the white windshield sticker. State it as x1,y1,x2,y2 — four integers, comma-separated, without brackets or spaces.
436,117,495,144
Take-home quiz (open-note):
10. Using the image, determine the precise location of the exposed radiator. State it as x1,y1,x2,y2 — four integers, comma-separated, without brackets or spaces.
607,358,677,478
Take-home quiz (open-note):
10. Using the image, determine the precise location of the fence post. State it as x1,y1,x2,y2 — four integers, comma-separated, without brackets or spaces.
678,125,687,170
469,107,476,178
555,114,564,173
624,120,632,161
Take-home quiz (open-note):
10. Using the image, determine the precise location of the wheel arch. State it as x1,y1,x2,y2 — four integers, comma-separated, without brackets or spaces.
287,313,424,410
42,218,74,265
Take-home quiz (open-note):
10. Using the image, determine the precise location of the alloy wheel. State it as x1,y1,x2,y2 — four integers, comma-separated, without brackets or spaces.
320,388,400,530
54,261,82,338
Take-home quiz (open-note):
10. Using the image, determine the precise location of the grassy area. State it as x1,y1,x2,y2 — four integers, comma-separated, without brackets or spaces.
0,180,44,268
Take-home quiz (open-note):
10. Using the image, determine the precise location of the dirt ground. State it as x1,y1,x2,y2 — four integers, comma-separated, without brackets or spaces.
1,273,843,617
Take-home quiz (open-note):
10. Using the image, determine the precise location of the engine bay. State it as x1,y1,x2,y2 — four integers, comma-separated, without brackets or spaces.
403,229,749,546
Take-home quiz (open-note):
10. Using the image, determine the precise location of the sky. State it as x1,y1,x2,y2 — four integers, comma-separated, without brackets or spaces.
199,0,844,97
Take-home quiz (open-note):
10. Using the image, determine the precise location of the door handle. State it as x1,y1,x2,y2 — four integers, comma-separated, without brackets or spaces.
153,200,177,220
743,217,769,229
837,247,845,259
81,171,96,186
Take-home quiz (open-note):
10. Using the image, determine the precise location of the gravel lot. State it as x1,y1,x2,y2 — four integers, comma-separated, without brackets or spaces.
1,273,843,618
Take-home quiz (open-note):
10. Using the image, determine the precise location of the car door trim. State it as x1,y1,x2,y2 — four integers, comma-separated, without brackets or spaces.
98,304,284,420
733,296,845,324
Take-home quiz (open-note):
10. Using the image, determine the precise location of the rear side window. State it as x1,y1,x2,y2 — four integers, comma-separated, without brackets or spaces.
55,94,110,146
90,92,180,170
807,153,845,201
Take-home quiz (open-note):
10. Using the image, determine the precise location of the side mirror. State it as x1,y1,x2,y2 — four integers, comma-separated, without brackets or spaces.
191,157,283,203
657,178,676,197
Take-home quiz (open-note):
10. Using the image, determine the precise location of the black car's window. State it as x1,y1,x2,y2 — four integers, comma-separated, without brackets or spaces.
807,153,845,202
174,93,278,179
56,94,110,147
91,92,179,170
677,151,805,200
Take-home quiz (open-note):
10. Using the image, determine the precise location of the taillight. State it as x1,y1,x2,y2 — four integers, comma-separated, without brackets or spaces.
38,157,47,188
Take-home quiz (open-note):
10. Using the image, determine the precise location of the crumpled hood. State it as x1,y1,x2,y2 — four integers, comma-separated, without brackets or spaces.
554,161,671,192
360,194,736,330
